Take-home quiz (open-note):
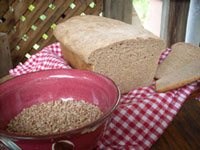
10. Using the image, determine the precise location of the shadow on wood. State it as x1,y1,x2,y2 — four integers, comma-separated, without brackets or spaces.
151,85,200,150
0,33,12,78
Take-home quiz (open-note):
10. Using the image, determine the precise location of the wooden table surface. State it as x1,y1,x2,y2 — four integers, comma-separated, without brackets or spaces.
150,85,200,150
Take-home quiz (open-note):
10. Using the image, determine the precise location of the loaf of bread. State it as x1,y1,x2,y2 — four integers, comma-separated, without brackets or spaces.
155,42,200,79
53,15,166,93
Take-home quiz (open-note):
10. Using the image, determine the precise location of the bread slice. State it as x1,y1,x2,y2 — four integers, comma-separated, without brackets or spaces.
155,42,200,79
53,15,166,93
155,60,200,92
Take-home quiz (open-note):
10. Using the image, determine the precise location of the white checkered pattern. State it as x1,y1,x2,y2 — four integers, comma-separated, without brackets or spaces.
9,42,199,150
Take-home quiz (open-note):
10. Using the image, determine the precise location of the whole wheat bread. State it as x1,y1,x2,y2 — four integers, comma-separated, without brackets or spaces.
53,15,166,93
155,60,200,92
155,42,200,79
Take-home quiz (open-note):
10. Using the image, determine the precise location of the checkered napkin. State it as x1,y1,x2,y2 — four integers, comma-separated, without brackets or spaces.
9,43,199,150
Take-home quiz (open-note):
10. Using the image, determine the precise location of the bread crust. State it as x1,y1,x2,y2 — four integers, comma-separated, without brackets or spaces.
156,76,200,93
155,60,200,92
60,43,93,71
53,15,163,63
54,15,166,93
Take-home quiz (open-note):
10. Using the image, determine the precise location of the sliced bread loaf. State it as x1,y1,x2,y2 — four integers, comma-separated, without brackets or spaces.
53,15,166,93
155,60,200,92
155,42,200,79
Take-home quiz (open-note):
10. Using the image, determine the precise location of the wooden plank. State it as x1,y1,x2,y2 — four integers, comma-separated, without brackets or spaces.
36,0,95,50
71,0,94,16
22,0,103,62
0,0,9,18
84,0,103,15
22,0,92,57
8,0,15,5
28,0,102,54
0,33,12,78
27,30,56,56
160,0,190,48
28,0,91,55
26,0,84,56
103,0,132,24
0,0,18,33
62,0,86,19
150,85,200,150
0,0,17,20
25,0,102,60
14,0,35,20
21,34,57,63
11,0,70,66
21,0,75,62
0,0,32,32
8,0,51,51
0,74,14,84
33,0,98,51
8,0,103,65
86,2,103,15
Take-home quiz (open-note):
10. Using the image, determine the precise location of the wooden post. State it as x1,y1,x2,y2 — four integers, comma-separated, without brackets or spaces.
0,33,12,78
103,0,133,24
185,0,200,46
0,0,9,19
160,0,190,48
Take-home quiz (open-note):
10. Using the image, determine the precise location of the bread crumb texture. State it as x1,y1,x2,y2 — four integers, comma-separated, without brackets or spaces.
155,60,200,92
155,42,200,79
53,15,166,93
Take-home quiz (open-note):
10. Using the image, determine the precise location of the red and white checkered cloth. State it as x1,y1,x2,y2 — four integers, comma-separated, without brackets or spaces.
10,42,200,150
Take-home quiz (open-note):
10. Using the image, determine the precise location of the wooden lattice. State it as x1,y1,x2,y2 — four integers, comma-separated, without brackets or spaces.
0,0,103,67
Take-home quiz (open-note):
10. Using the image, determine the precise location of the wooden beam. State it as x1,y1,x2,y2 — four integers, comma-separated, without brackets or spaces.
160,0,190,48
103,0,133,24
0,0,8,18
0,74,13,84
0,33,12,78
185,0,200,46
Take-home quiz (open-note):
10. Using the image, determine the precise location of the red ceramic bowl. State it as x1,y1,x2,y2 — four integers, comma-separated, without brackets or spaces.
0,69,120,150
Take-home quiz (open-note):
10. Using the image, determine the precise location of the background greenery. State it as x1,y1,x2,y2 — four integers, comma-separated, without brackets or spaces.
132,0,150,24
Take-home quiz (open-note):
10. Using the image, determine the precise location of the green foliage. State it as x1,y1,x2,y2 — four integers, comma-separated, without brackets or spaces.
132,0,150,23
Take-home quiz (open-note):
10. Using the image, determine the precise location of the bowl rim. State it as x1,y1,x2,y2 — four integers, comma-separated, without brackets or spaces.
0,69,121,140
